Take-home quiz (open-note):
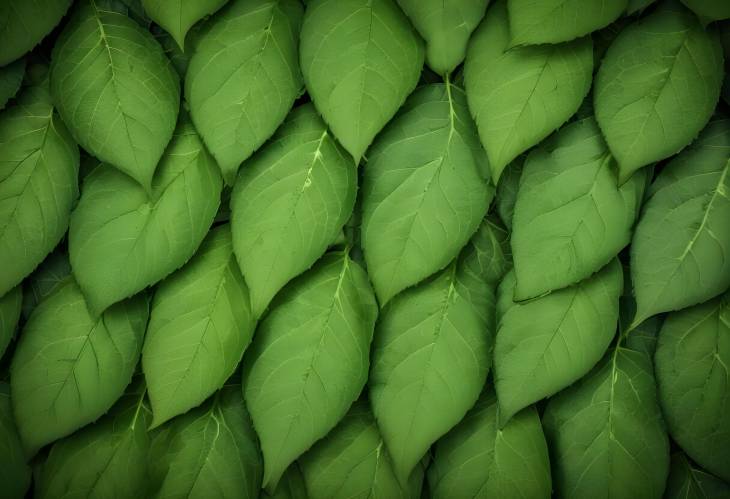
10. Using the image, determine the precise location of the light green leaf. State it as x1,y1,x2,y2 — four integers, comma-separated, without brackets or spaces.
494,259,622,426
511,117,647,300
0,85,79,297
369,224,497,483
428,388,551,499
69,114,222,315
35,379,151,499
244,251,378,491
10,279,148,456
464,0,593,184
396,0,489,75
0,383,30,499
594,2,723,183
495,157,523,229
361,83,492,305
186,0,303,185
507,0,628,46
0,58,24,110
0,0,72,65
20,249,72,320
655,293,730,483
300,0,424,161
143,225,254,428
50,0,180,191
150,385,262,499
0,286,21,359
543,345,670,498
141,0,228,49
681,0,730,23
630,118,730,326
231,104,357,318
300,401,424,499
665,453,730,499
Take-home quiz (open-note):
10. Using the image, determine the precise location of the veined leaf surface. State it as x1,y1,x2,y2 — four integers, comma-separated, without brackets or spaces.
664,453,730,499
231,104,357,318
50,0,180,191
244,251,378,490
186,0,303,184
69,114,222,314
361,83,492,305
300,0,424,161
143,225,255,427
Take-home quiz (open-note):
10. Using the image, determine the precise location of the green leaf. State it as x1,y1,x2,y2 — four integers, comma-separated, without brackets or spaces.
300,0,424,161
69,114,222,315
428,388,551,499
626,0,657,14
143,225,255,428
507,0,628,46
243,251,378,490
630,118,730,326
231,104,357,318
495,157,523,229
594,2,724,183
655,293,730,483
396,0,489,75
0,0,72,65
50,0,181,191
141,0,229,49
511,117,647,300
361,83,492,305
186,0,303,185
0,286,21,359
463,216,512,286
20,249,72,320
0,85,79,297
10,279,148,456
150,385,262,499
0,383,31,499
543,345,670,498
464,0,593,184
665,453,730,499
369,224,497,483
681,0,730,23
300,401,425,499
35,379,152,499
263,465,307,499
494,259,623,426
0,58,24,110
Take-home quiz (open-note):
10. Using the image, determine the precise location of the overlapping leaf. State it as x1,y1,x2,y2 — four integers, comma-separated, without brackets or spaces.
142,0,229,49
0,59,24,110
0,0,72,65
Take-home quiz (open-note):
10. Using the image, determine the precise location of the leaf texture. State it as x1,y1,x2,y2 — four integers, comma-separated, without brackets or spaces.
664,453,730,499
428,389,551,499
150,385,262,499
594,2,724,183
299,401,425,499
396,0,489,75
10,279,148,456
369,223,497,483
464,0,593,184
0,0,72,65
0,383,31,499
300,0,424,161
243,251,378,491
543,345,670,498
141,0,229,49
0,85,79,297
0,58,25,110
231,104,357,318
143,225,255,428
630,118,730,326
361,83,492,305
494,259,622,426
507,0,628,46
20,249,72,320
186,0,303,185
50,0,180,191
654,293,730,483
511,117,647,300
0,286,21,359
35,380,151,499
69,114,222,314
